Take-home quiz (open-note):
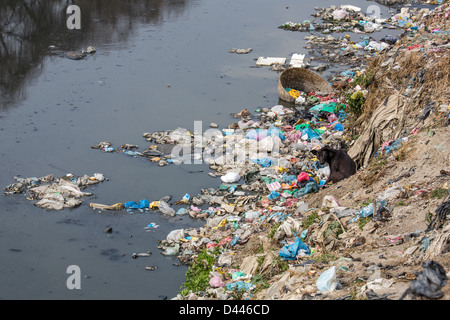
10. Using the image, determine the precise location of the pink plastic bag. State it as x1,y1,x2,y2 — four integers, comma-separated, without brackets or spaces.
297,172,309,182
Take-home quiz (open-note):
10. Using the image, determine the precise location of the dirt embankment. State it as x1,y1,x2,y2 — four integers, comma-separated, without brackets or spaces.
233,3,450,300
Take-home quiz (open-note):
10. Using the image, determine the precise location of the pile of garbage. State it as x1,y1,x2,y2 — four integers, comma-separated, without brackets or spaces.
279,5,385,34
87,100,349,219
3,173,106,210
91,141,173,167
5,1,447,300
164,2,450,300
279,3,449,74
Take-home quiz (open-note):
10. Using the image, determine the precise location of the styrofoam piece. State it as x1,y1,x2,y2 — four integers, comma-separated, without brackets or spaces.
340,5,361,12
256,57,286,66
289,53,306,68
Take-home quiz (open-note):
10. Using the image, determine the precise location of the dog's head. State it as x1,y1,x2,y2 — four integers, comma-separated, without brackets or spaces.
311,146,334,165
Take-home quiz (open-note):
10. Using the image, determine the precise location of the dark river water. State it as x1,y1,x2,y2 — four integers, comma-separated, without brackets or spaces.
0,0,406,299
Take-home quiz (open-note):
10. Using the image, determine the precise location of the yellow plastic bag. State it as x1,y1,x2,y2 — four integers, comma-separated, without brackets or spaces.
288,89,300,99
149,201,160,209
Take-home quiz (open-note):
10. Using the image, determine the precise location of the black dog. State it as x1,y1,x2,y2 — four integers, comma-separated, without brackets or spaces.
312,145,356,184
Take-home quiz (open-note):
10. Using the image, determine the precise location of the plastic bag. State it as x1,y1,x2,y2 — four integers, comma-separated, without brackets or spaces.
295,96,306,104
297,172,309,182
209,276,225,288
349,200,387,223
245,128,286,141
294,181,319,197
221,172,241,183
244,211,260,221
378,182,404,200
334,123,344,131
279,237,310,260
400,261,448,300
317,167,330,180
301,127,321,141
176,208,188,215
271,105,285,115
252,158,275,167
159,201,175,216
258,136,275,152
316,266,338,292
332,9,348,20
166,229,185,244
226,281,253,291
161,243,180,256
327,113,338,123
267,190,280,200
124,199,149,209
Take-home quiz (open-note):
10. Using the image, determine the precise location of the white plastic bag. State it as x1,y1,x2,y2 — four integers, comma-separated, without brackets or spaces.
271,105,285,115
316,266,338,292
244,211,260,221
159,201,175,216
378,182,404,200
162,243,180,256
332,9,348,20
166,229,185,244
221,171,241,183
295,96,306,105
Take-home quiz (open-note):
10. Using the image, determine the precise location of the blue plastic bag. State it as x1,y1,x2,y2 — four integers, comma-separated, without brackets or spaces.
176,208,188,215
334,123,343,131
279,237,310,260
230,236,241,246
124,199,149,209
226,281,253,291
252,158,275,167
293,181,319,197
267,190,280,200
282,174,298,184
301,127,321,141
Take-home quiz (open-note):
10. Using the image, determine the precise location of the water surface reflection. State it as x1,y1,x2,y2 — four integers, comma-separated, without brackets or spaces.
0,0,189,109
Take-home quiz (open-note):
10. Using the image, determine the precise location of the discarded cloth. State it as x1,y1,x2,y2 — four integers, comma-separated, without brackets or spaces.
90,203,124,210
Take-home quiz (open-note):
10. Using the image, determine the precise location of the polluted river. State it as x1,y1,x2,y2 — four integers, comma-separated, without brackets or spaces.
1,0,448,301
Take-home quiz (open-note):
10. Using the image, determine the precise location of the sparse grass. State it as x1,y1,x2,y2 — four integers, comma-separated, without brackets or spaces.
353,71,374,89
268,222,282,240
425,211,434,225
394,143,413,161
229,287,245,300
250,274,270,294
360,155,389,186
256,243,265,254
431,188,449,199
396,200,407,206
302,211,319,229
372,155,387,167
272,256,289,273
352,199,372,209
358,216,372,230
180,248,216,296
313,251,338,264
323,221,344,239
